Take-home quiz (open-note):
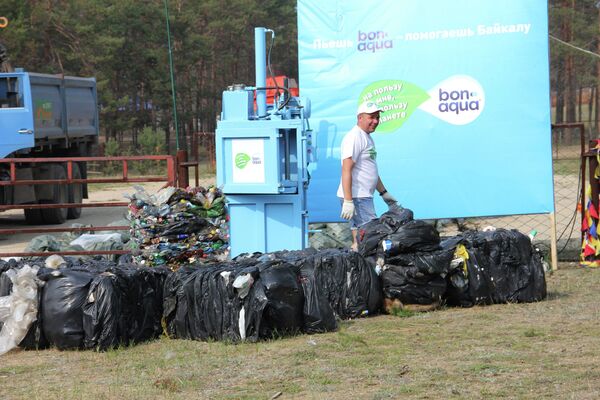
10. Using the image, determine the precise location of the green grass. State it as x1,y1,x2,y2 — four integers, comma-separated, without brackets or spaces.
2,264,600,399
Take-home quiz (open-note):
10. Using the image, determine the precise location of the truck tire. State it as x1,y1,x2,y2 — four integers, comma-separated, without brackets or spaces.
67,162,82,219
24,206,44,225
40,164,68,224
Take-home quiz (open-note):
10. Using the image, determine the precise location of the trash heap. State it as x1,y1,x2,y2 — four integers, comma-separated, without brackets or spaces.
127,186,229,269
357,206,547,311
0,257,170,354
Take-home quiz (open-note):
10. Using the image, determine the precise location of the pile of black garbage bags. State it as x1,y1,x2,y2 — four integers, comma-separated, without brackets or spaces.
358,207,547,310
0,206,547,353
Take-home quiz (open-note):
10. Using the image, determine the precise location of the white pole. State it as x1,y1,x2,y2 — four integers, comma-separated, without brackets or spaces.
549,212,559,271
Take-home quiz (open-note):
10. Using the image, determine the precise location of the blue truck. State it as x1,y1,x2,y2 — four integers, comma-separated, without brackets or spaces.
0,68,98,224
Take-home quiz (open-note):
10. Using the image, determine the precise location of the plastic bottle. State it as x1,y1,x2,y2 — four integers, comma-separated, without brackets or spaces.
528,230,537,241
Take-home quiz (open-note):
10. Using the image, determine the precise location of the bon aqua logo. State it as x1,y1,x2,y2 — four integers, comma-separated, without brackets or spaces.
357,30,393,53
358,75,485,132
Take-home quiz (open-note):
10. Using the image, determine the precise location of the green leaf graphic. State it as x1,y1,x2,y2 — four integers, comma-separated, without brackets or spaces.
235,153,251,169
358,80,430,133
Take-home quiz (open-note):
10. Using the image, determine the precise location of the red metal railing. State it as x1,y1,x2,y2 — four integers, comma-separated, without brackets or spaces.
0,154,188,258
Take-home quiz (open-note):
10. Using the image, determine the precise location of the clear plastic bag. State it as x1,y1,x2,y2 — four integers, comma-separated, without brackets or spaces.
0,265,40,356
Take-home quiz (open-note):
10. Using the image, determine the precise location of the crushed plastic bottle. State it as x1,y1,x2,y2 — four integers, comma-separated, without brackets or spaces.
528,230,538,241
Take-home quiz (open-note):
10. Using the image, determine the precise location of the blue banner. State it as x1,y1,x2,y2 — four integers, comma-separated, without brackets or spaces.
298,0,553,222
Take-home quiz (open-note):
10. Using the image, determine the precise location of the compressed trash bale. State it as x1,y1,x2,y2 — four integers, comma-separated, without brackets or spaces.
82,264,170,350
0,260,51,350
164,258,307,341
381,265,447,305
112,265,170,344
41,269,94,350
441,236,496,307
357,208,414,256
0,265,42,356
299,249,382,333
463,229,547,303
166,263,268,342
443,229,547,307
379,220,441,257
128,186,229,270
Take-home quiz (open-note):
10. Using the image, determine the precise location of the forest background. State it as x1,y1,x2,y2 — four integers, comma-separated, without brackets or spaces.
0,1,594,158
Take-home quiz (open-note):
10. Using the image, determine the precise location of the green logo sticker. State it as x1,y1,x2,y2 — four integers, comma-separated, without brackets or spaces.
34,99,53,120
235,153,251,169
359,79,430,133
368,147,377,160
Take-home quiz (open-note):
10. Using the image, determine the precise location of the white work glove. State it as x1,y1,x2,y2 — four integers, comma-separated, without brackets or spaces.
340,200,355,220
381,191,397,205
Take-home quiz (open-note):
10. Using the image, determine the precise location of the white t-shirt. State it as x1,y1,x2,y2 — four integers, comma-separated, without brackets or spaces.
336,125,379,198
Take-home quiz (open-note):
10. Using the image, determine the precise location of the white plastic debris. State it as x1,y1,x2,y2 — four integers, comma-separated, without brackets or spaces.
232,273,254,299
45,254,66,269
238,306,246,340
0,265,41,356
70,233,123,249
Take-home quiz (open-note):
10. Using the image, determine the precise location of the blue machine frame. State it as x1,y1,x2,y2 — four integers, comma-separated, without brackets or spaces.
216,27,312,257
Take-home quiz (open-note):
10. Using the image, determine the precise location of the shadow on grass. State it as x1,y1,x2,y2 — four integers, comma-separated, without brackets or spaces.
545,290,570,301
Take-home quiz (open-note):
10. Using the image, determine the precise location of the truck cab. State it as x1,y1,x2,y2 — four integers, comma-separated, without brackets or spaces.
0,69,99,224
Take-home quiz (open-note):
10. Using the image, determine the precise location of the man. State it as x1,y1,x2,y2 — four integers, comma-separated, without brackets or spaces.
337,101,397,250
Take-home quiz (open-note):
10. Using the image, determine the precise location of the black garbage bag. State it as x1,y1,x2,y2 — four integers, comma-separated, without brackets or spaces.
259,248,319,268
160,218,211,236
80,265,169,351
0,261,16,296
298,258,337,333
384,247,455,275
83,273,121,350
381,265,447,305
163,265,198,338
379,220,441,257
357,207,414,256
257,261,304,337
41,269,94,350
379,207,415,232
445,246,492,307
